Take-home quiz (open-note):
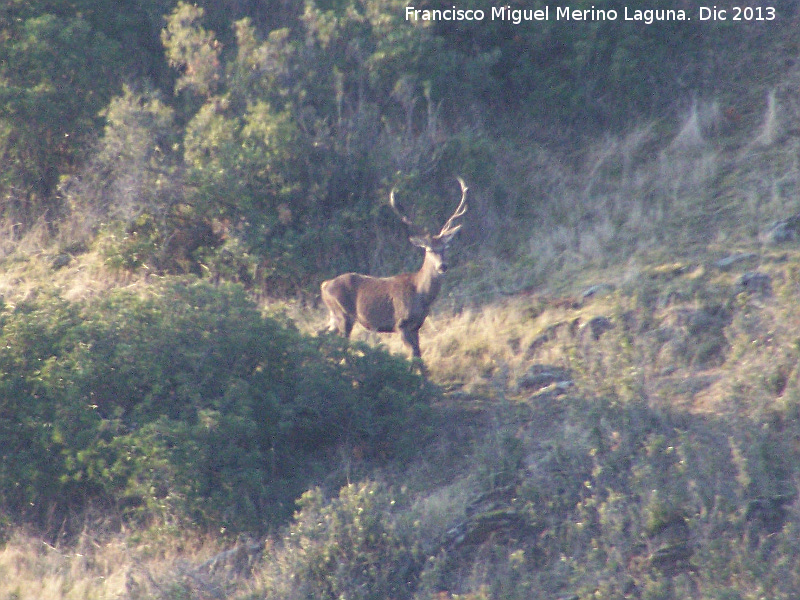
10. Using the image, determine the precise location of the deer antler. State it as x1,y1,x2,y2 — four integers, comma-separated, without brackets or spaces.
389,187,415,228
436,177,468,239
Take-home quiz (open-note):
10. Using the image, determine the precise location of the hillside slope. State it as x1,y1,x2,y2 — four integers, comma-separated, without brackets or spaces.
2,2,800,599
4,100,800,598
4,233,800,599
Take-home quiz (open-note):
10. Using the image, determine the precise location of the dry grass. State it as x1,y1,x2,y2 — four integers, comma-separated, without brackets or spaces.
297,82,800,416
311,239,800,424
0,531,132,600
0,528,247,600
0,225,165,309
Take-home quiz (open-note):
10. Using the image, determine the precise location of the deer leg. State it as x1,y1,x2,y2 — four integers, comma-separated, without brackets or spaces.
400,326,422,359
326,310,339,332
342,316,354,337
327,310,354,337
321,282,354,337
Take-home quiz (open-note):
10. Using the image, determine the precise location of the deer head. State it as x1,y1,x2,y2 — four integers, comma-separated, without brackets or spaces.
390,177,468,274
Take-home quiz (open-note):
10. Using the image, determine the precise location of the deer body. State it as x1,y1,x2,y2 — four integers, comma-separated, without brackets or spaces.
321,179,467,359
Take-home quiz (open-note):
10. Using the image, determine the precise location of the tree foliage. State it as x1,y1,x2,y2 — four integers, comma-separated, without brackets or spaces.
0,13,121,223
3,0,783,291
0,0,178,224
169,0,448,290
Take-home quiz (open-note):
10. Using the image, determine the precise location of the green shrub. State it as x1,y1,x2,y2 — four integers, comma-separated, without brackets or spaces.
0,281,434,534
259,481,422,600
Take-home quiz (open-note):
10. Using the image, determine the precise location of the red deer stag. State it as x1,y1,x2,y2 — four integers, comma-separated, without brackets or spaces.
321,178,468,359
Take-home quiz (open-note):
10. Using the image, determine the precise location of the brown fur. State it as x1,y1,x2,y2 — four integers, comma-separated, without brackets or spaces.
321,179,468,360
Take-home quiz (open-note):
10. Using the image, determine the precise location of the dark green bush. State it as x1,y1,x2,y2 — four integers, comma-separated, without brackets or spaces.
261,481,422,600
0,281,433,534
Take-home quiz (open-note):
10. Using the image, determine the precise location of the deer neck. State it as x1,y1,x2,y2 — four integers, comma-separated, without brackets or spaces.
414,251,444,302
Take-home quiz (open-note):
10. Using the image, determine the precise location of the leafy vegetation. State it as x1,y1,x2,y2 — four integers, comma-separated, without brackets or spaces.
0,281,432,534
6,0,790,292
2,1,800,599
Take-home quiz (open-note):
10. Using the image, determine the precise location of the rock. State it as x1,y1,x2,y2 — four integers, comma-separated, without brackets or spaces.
647,262,692,280
586,315,614,340
737,271,772,296
52,253,71,269
765,213,800,245
582,283,616,299
518,365,573,391
715,252,758,270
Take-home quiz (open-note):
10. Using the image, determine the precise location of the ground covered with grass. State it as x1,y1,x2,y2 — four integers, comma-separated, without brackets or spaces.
4,238,800,600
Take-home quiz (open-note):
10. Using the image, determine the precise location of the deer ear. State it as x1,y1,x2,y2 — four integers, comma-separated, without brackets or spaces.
435,228,460,247
409,236,429,249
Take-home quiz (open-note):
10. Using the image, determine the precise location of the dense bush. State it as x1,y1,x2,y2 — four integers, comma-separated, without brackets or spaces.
0,281,433,534
259,482,423,600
